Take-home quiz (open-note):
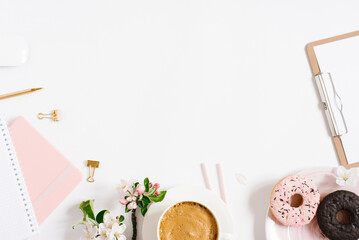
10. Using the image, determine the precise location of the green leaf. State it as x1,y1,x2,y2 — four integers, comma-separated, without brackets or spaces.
142,195,150,205
79,200,96,221
141,206,148,216
134,182,139,188
118,215,125,222
148,191,167,203
137,200,143,209
96,210,109,224
125,205,130,213
144,178,150,192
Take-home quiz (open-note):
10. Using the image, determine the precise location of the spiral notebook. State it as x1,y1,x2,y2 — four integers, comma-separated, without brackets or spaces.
9,116,82,224
0,118,39,239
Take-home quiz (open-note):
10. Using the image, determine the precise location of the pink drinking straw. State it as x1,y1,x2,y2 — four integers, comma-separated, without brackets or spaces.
216,163,227,203
200,163,212,190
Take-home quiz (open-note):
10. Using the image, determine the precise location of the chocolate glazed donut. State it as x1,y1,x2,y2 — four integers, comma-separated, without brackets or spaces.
317,190,359,240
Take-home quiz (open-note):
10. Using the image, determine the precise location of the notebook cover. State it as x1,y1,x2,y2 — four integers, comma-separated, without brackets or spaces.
9,117,82,224
306,31,359,169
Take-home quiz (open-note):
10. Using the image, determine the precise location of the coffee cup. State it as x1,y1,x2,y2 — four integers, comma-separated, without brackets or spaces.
157,201,233,240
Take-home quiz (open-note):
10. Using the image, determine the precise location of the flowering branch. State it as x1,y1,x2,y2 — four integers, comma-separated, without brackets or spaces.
131,210,137,240
73,200,126,240
119,177,166,240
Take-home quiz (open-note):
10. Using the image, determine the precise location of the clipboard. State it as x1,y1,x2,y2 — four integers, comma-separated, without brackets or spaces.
306,31,359,169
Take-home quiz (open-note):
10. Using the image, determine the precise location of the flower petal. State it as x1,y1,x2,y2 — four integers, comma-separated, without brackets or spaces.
336,178,346,186
336,166,346,178
118,235,127,240
348,168,358,178
118,223,126,233
235,173,247,185
345,177,357,187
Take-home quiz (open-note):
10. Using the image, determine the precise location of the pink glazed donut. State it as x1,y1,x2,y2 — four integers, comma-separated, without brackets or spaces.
270,175,320,226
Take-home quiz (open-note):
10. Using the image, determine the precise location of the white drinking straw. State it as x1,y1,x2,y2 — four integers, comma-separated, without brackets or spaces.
216,163,227,203
200,163,212,190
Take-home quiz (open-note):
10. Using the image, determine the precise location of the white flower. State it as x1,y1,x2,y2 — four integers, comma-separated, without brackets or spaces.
125,190,138,202
136,184,145,194
336,166,358,187
97,213,126,240
80,222,98,240
118,180,129,194
126,196,137,202
104,214,119,229
127,201,137,210
98,222,115,240
117,235,127,240
112,222,126,240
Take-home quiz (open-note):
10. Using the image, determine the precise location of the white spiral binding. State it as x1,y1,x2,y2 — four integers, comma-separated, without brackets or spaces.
0,119,39,234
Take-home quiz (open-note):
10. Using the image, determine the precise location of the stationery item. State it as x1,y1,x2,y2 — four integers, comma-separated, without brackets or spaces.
0,88,42,101
38,109,60,121
216,164,227,203
314,73,347,137
9,117,82,224
0,117,39,239
87,160,99,183
0,34,29,66
200,163,212,190
200,163,227,203
307,31,359,168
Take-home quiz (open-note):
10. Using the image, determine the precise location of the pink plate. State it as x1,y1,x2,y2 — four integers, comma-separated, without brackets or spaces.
265,167,359,240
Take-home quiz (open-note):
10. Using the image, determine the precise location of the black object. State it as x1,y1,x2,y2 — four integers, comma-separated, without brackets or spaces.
317,190,359,240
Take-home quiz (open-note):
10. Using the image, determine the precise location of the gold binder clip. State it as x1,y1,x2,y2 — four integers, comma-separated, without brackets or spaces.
38,110,60,121
87,160,100,183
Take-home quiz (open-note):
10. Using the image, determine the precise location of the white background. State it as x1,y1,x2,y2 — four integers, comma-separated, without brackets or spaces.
1,1,359,239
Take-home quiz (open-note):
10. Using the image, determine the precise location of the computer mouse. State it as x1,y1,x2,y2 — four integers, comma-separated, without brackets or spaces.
0,34,29,66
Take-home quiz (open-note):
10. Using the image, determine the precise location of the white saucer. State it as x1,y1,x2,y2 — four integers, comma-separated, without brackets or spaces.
142,185,234,240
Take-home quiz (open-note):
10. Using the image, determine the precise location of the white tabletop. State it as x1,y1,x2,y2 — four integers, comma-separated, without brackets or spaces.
1,1,359,239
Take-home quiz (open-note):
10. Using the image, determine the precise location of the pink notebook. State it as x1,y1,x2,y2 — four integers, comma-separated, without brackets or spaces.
9,117,82,224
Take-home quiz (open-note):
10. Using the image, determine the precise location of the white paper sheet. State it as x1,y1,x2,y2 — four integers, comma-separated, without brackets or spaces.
0,118,38,239
314,35,359,164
